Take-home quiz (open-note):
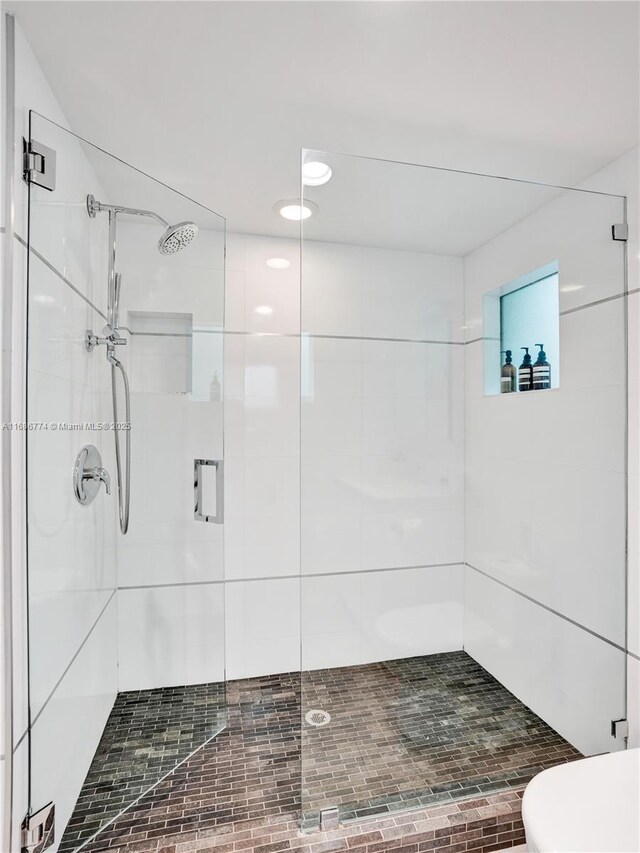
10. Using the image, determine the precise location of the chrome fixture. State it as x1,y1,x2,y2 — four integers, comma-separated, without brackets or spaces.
86,194,199,260
73,445,111,505
20,802,55,853
22,137,56,191
86,194,198,534
194,458,224,524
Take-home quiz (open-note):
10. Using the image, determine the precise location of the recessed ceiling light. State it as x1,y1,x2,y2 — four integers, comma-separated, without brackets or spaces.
302,161,333,187
560,284,584,293
273,199,318,221
255,305,273,315
266,258,291,269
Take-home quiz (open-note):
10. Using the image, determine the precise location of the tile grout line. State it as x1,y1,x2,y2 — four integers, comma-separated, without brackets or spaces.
465,562,628,656
16,589,117,748
117,562,465,590
14,231,108,320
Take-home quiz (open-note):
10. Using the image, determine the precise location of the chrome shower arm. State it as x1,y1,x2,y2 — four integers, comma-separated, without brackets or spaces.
86,194,170,227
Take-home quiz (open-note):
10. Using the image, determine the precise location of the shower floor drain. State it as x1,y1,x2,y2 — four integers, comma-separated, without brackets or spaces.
305,709,331,727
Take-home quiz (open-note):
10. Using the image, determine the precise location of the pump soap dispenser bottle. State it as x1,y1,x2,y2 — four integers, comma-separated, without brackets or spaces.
533,344,551,390
519,347,533,392
500,350,517,393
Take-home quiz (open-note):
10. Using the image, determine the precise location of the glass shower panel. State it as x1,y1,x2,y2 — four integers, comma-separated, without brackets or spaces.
300,150,627,828
26,111,226,853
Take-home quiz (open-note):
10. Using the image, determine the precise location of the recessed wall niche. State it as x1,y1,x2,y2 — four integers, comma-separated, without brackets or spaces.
128,310,193,395
483,261,560,395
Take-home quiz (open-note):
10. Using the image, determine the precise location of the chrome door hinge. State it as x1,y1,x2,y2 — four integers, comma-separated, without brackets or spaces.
612,223,629,241
22,138,56,191
21,803,55,853
611,718,629,741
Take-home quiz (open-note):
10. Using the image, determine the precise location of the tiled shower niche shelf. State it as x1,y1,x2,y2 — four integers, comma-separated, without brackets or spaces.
483,261,560,396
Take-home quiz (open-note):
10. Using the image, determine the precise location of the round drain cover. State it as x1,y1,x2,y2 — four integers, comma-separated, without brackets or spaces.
305,709,331,727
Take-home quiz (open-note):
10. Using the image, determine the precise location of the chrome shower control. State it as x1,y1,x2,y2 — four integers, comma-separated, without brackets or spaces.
85,328,127,352
73,445,111,505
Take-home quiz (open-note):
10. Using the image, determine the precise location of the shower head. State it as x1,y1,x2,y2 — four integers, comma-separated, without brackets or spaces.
87,194,199,255
158,221,199,255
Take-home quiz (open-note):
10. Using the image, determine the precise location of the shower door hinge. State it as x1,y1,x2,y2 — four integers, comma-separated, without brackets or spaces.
22,138,56,191
21,803,55,853
612,223,628,241
611,718,629,741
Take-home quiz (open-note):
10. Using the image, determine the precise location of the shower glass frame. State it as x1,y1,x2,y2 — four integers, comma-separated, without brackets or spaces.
299,147,629,830
24,110,227,853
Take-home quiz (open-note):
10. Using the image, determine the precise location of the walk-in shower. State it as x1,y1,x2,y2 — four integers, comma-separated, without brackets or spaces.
21,111,627,853
83,194,200,534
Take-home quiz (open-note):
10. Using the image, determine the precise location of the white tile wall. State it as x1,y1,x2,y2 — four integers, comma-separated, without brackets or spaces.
463,187,624,340
225,578,300,680
117,585,225,691
224,332,300,581
30,597,118,853
302,241,464,341
302,336,464,576
464,567,625,757
217,231,466,682
463,152,632,755
301,566,464,671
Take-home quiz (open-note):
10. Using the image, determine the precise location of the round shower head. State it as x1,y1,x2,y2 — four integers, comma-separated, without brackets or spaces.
158,221,199,255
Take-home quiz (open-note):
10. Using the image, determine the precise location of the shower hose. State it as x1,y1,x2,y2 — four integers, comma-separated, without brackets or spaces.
110,357,131,534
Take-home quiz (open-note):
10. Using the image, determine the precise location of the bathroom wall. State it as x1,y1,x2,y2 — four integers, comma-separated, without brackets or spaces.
463,148,635,756
223,234,302,679
113,230,465,685
2,17,119,852
299,240,465,673
113,217,226,691
227,236,465,679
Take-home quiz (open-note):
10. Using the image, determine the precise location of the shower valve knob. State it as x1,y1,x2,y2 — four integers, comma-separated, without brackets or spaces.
73,445,111,505
84,466,111,495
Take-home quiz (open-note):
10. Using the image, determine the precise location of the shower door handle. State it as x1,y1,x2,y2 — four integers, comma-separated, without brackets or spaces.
194,459,224,524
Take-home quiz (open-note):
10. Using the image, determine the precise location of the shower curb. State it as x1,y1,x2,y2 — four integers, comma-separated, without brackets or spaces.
92,788,526,853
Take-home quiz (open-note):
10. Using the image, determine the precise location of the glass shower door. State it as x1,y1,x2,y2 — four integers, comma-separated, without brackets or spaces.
300,149,628,828
25,111,226,853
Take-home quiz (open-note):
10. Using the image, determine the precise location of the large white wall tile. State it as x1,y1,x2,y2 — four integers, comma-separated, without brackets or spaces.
243,236,300,334
301,242,364,337
302,241,464,341
30,599,117,853
117,585,225,691
463,188,624,339
465,454,626,646
301,566,464,671
225,579,300,679
360,566,463,663
302,334,464,577
464,568,625,757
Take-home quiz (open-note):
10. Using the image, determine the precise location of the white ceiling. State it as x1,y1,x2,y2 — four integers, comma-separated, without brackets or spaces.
11,1,640,251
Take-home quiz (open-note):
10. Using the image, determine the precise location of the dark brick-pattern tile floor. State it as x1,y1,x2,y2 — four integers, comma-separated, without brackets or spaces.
74,789,529,853
61,674,300,853
65,653,580,853
59,683,226,853
302,651,580,826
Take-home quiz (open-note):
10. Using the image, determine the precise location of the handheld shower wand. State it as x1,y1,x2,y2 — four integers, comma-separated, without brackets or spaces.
85,194,199,534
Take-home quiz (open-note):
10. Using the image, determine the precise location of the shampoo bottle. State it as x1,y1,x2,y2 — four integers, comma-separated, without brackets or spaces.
518,347,533,392
210,371,222,402
500,350,517,393
533,344,551,390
